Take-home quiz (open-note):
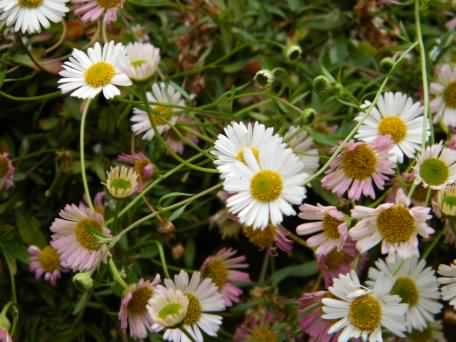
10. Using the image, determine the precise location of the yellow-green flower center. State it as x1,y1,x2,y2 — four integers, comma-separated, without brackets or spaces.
341,144,377,180
149,105,173,126
377,205,416,243
250,170,283,202
131,59,146,68
440,183,456,215
444,81,456,109
128,287,153,315
38,246,60,273
419,158,449,187
248,326,278,342
322,214,342,239
0,156,9,178
391,276,419,307
183,293,202,325
349,294,382,332
378,116,407,143
17,0,42,8
75,219,103,251
202,258,228,289
96,0,121,9
84,62,115,88
243,225,276,249
236,147,260,164
110,178,132,191
158,303,183,320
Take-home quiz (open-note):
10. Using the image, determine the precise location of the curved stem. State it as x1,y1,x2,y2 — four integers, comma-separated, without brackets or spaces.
0,90,62,102
45,20,67,54
101,19,108,43
152,240,170,278
80,99,94,210
108,258,128,289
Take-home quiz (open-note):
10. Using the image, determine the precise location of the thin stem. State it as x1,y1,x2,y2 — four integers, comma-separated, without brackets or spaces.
258,252,270,284
108,258,128,289
152,240,170,278
0,90,61,102
80,99,94,210
45,20,67,54
16,34,46,72
101,19,108,43
422,227,446,259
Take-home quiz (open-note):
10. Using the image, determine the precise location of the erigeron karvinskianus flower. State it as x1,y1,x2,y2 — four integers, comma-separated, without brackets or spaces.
0,153,15,192
72,0,123,24
321,136,395,201
123,42,160,82
284,126,320,174
148,287,189,330
321,271,408,342
367,257,442,332
117,152,154,191
438,261,456,309
28,245,64,286
50,203,111,271
350,189,433,261
242,224,293,254
0,0,68,34
105,165,138,199
436,182,456,216
431,64,456,127
58,41,132,99
234,309,286,342
356,92,426,163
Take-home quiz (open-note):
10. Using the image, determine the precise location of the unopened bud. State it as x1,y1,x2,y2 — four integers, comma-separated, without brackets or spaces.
73,272,94,290
159,219,175,235
312,75,332,92
254,69,274,88
172,243,185,260
380,57,395,71
286,45,302,62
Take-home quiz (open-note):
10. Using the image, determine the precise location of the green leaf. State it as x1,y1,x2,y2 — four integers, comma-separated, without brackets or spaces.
16,211,47,248
271,261,317,286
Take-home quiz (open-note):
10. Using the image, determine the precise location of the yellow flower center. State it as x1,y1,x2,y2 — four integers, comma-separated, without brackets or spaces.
17,0,42,8
84,62,115,88
248,326,278,342
236,147,260,164
149,105,173,126
324,250,353,271
202,258,228,289
158,302,183,321
349,295,382,332
322,214,342,239
128,287,153,315
183,293,202,325
341,144,377,180
96,0,121,9
243,225,277,249
0,156,9,178
378,116,407,143
444,81,456,109
37,246,60,273
75,219,103,251
377,205,416,243
391,277,419,307
250,170,283,202
419,158,449,187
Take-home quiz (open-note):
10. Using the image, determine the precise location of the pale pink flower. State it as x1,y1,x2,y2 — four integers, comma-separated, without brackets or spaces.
28,245,64,286
296,204,348,255
117,152,154,190
321,136,395,200
119,276,160,339
201,248,251,306
0,153,14,191
0,328,12,342
72,0,123,24
51,203,111,271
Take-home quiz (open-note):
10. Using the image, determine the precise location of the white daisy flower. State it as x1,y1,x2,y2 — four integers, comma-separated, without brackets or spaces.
431,64,456,127
438,262,456,309
224,141,308,230
153,271,225,342
58,41,132,99
367,257,442,332
415,142,456,190
130,82,184,141
105,165,138,199
0,0,69,34
356,92,426,164
321,271,408,342
123,42,160,82
148,288,189,329
284,126,320,174
213,121,284,178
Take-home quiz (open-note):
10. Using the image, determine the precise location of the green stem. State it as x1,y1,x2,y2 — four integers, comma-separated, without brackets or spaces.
422,227,445,260
80,99,94,210
151,240,170,278
0,90,61,102
108,258,128,289
259,252,270,284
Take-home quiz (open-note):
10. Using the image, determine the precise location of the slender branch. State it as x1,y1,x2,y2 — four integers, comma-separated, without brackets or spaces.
80,99,94,210
0,91,62,102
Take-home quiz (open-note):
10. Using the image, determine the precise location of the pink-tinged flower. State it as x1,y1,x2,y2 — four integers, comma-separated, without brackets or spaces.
242,224,293,255
0,153,14,191
321,136,395,200
447,17,456,30
350,189,433,261
72,0,123,24
296,204,348,255
201,248,251,307
0,328,12,342
118,152,154,191
51,203,111,271
28,245,64,286
119,276,160,339
163,116,199,155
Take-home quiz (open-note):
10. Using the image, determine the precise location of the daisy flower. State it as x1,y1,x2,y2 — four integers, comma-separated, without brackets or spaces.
201,248,251,307
50,203,111,271
0,153,15,191
350,189,433,261
356,92,426,163
72,0,123,24
284,126,320,174
431,64,456,127
321,271,408,341
0,0,68,34
123,42,160,82
296,204,348,256
117,152,154,191
119,276,160,339
130,82,184,141
213,121,284,178
234,309,286,342
242,224,293,254
436,182,456,216
367,257,442,332
105,165,138,199
415,142,456,190
28,245,64,286
58,41,132,99
438,262,456,309
321,136,395,201
148,287,189,330
224,141,307,229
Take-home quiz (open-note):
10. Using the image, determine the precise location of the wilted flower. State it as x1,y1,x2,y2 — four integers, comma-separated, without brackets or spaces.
28,245,64,286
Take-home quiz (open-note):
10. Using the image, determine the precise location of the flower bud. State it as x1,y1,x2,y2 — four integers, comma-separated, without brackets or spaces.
254,69,274,88
312,75,332,92
73,272,94,290
286,44,302,62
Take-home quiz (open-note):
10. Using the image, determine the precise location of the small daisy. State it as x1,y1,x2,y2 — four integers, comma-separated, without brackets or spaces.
431,64,456,127
296,204,348,256
0,153,14,191
224,141,307,229
123,42,160,82
284,126,320,174
0,0,68,34
28,245,64,286
72,0,123,24
242,224,293,254
148,287,189,330
130,82,185,141
105,165,138,199
201,248,251,307
367,257,442,332
415,142,456,190
58,41,132,99
356,92,426,163
50,203,111,271
156,271,225,342
119,276,160,339
437,182,456,216
117,152,154,191
321,136,395,201
321,271,408,342
350,189,433,261
438,262,456,309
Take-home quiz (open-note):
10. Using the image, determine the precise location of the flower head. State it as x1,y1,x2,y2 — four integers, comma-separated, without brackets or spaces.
438,262,456,309
117,152,154,190
28,245,64,286
148,287,189,329
242,224,293,254
105,165,138,199
431,64,456,127
234,309,286,342
437,182,456,216
123,42,160,82
0,153,14,192
284,126,320,174
72,0,123,24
